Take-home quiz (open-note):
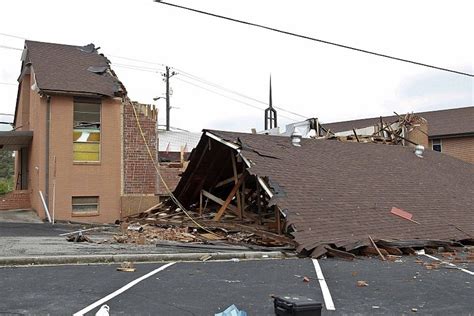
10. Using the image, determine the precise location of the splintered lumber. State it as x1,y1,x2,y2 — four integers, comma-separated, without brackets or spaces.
215,174,243,188
214,173,246,221
230,150,243,219
368,235,386,261
202,190,239,214
325,246,356,260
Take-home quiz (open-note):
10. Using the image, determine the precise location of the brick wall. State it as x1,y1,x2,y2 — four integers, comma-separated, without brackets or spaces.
429,136,474,164
156,163,185,195
0,190,31,210
123,101,158,194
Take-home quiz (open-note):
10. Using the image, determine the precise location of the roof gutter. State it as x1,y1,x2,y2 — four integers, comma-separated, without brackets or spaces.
428,132,474,139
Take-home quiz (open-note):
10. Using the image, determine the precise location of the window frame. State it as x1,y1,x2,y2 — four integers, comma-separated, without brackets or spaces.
73,97,102,164
432,139,442,152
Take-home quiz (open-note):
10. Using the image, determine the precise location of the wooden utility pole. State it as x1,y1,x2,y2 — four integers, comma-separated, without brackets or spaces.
165,66,170,131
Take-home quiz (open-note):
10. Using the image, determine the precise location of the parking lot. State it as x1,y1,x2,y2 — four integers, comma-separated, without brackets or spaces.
1,254,473,315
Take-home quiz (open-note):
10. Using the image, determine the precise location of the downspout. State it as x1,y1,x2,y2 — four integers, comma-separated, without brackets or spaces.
45,95,51,209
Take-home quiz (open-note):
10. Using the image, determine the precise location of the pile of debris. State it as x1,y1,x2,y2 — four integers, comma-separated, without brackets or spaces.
324,112,428,146
114,204,296,250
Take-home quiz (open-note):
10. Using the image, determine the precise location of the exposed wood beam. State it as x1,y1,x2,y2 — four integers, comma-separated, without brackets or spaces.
230,149,243,219
214,173,246,222
215,174,242,188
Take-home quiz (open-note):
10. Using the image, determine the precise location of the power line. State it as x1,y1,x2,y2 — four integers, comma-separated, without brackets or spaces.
174,76,299,121
0,32,26,40
0,82,17,86
107,54,166,67
0,45,22,51
154,1,474,78
113,63,165,73
174,68,309,118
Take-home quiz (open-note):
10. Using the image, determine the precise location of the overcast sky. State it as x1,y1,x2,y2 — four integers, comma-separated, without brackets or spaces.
0,0,472,132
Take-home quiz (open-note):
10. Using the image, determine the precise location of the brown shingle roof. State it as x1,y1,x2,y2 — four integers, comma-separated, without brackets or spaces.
180,130,474,254
24,40,124,97
323,106,474,138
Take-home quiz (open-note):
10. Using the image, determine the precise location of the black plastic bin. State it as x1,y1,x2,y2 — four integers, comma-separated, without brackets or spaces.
274,296,322,316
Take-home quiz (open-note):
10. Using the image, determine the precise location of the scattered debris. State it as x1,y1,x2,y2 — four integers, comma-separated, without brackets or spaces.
215,304,247,316
357,280,369,287
303,276,310,282
390,207,419,224
411,308,418,312
66,232,92,243
95,304,110,316
200,254,212,262
117,262,136,272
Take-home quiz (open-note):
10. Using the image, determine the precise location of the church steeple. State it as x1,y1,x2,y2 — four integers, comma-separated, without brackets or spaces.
265,75,277,130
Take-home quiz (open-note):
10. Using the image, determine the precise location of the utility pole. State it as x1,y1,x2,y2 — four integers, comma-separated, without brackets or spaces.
165,66,171,131
163,66,177,131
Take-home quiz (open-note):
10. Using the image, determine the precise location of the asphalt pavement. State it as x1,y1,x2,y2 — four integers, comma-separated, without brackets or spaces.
0,257,472,315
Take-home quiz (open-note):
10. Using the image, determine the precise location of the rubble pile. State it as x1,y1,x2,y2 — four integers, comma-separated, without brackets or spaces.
114,205,296,249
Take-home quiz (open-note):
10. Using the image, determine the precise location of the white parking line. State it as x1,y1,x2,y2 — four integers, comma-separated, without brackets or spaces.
312,259,335,310
73,262,176,316
418,251,474,276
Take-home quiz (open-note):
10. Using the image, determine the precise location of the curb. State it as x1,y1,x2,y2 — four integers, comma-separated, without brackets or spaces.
0,251,294,266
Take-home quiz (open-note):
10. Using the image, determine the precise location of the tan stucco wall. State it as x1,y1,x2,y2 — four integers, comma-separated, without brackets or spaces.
48,96,122,223
429,136,474,164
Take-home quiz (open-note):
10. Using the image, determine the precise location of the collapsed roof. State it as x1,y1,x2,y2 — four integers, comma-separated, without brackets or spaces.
173,129,474,257
20,40,125,97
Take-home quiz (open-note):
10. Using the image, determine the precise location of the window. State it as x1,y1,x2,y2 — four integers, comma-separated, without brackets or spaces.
72,196,99,215
432,139,442,152
73,98,101,162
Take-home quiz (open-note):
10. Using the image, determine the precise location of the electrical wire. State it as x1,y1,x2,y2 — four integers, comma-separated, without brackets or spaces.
128,98,218,236
0,32,25,40
113,63,165,73
154,1,473,78
0,45,22,51
174,68,309,119
107,54,167,67
0,82,17,86
174,76,300,121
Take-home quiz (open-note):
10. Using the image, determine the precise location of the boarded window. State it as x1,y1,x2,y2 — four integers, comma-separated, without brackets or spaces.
73,99,101,162
432,139,442,152
72,196,99,214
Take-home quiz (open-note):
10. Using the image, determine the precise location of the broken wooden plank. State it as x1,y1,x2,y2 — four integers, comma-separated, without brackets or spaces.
230,149,243,219
202,190,239,214
214,173,246,221
325,246,356,260
368,235,386,261
215,174,243,188
361,246,389,257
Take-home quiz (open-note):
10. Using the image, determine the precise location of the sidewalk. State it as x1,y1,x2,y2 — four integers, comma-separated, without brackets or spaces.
0,221,290,266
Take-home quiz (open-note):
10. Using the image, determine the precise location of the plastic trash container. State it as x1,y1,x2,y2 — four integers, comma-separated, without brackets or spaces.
274,296,322,316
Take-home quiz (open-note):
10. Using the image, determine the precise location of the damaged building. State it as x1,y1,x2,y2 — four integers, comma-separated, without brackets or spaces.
164,129,474,257
2,40,159,222
323,106,474,164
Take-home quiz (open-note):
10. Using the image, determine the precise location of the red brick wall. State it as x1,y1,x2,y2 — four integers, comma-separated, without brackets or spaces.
0,190,31,210
156,164,184,195
123,102,158,194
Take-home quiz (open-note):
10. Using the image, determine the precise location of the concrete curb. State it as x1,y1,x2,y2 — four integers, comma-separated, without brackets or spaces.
0,251,294,266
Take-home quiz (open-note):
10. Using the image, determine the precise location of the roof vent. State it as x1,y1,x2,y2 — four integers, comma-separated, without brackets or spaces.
414,144,424,158
291,130,302,147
